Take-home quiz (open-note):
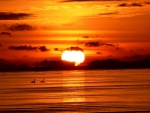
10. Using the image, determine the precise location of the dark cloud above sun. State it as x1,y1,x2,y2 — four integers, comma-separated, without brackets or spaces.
8,45,49,52
66,46,83,52
8,23,36,31
0,32,12,37
99,12,118,16
117,2,150,7
145,2,150,5
54,48,63,52
85,41,118,48
118,3,143,7
0,23,36,31
0,12,33,20
96,52,102,54
85,42,100,47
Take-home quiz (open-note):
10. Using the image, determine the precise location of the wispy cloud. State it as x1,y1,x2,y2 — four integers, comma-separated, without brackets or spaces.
9,45,38,51
66,46,83,51
8,45,49,52
54,48,59,51
118,2,143,7
145,2,150,5
8,23,35,31
99,12,118,15
39,46,49,52
0,32,12,37
85,41,117,47
96,52,102,54
0,12,33,20
54,48,63,51
85,41,100,47
83,35,89,38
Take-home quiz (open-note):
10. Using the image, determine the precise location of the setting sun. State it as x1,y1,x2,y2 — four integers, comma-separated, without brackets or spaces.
61,50,85,66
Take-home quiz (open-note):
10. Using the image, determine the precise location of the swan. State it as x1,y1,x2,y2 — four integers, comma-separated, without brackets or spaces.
31,79,36,83
40,79,45,83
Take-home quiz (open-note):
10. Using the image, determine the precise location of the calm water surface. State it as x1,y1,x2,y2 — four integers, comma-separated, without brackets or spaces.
0,69,150,113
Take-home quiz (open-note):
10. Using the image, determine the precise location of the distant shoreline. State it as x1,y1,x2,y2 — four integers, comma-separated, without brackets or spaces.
1,58,150,72
0,67,150,72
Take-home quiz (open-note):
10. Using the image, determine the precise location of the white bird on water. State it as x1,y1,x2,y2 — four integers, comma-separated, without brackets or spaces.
31,79,36,83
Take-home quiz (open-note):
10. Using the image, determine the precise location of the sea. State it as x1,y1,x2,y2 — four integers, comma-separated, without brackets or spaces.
0,69,150,113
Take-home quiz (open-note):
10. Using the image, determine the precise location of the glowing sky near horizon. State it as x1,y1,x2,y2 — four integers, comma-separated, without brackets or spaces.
0,0,150,63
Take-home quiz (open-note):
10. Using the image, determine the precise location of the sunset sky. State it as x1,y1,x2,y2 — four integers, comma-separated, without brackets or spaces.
0,0,150,64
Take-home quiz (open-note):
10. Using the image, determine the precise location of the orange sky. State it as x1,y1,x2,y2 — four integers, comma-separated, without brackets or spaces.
0,0,150,64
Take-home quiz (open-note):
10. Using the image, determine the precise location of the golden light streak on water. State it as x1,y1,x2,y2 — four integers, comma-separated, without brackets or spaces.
62,72,85,103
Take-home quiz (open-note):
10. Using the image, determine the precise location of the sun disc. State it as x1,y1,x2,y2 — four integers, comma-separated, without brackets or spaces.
61,50,85,66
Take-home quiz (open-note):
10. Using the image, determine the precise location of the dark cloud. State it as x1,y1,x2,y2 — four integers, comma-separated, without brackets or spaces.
118,3,143,7
99,12,118,15
39,46,49,52
54,48,63,51
8,23,35,31
145,2,150,5
0,43,2,46
96,52,102,54
83,35,89,38
116,47,120,50
66,46,83,51
0,32,12,37
85,41,100,47
85,41,116,47
61,0,126,2
54,48,59,51
118,3,128,7
8,45,49,52
0,12,33,20
9,45,38,51
82,35,102,39
130,3,143,7
104,43,115,47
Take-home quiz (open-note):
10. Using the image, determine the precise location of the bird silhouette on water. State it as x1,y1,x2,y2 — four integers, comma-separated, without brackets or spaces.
40,79,45,83
31,79,36,83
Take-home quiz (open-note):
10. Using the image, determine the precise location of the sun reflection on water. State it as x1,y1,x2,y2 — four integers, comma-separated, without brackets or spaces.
62,71,85,103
